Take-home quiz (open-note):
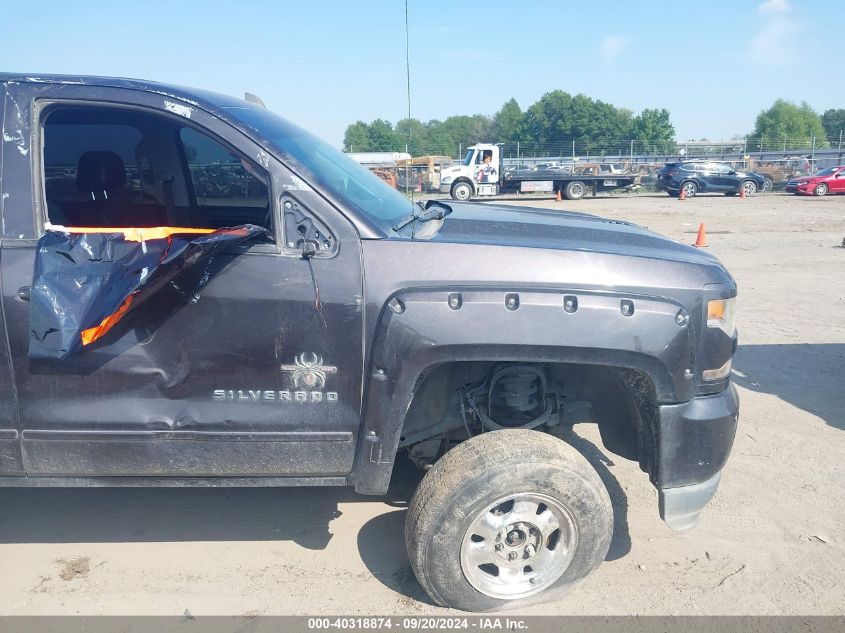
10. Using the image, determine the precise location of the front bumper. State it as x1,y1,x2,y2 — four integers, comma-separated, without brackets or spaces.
655,383,739,530
787,182,814,194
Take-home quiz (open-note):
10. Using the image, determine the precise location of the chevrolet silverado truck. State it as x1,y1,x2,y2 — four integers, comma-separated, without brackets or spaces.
0,74,739,612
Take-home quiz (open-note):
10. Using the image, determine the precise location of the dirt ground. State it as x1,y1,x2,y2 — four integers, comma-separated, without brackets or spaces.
0,192,843,616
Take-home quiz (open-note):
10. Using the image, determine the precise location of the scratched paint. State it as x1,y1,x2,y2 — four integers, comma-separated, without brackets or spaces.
163,100,193,119
281,174,312,192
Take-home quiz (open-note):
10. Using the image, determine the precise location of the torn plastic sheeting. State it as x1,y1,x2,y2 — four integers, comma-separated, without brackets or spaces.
29,224,269,360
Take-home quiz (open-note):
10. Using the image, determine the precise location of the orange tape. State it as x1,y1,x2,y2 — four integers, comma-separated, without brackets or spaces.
58,226,215,242
80,292,137,346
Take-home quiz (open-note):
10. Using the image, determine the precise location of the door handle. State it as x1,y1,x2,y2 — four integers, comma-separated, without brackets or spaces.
17,286,31,301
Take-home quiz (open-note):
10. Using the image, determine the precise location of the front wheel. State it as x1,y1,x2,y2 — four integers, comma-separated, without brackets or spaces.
814,183,828,196
405,429,613,611
451,181,474,201
563,180,587,200
762,177,773,192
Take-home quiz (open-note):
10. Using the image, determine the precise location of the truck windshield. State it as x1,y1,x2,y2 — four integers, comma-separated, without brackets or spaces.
224,107,413,228
463,150,475,166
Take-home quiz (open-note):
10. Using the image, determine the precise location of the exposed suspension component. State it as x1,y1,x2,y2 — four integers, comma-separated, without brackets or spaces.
463,364,561,431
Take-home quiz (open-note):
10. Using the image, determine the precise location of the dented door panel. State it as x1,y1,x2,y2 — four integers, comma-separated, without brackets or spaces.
0,81,365,478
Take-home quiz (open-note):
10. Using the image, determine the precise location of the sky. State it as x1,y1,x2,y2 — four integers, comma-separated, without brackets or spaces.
1,0,840,148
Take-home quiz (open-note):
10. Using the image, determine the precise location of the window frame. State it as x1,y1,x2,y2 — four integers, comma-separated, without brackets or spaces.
34,98,281,255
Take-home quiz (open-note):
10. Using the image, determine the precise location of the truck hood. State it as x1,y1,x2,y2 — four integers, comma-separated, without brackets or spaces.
428,201,725,269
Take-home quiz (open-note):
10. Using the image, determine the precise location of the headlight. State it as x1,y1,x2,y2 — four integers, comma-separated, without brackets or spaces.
707,298,737,336
441,176,453,184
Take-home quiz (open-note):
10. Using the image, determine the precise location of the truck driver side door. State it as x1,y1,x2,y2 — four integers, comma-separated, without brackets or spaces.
0,82,364,480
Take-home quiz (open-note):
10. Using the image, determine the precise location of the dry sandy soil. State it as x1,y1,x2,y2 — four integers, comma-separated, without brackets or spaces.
0,192,843,616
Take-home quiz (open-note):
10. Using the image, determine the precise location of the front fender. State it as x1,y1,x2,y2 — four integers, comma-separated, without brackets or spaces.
351,287,697,494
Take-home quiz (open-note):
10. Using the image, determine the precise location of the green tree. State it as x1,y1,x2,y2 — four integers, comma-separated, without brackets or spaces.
821,109,845,146
490,98,523,143
366,119,402,152
439,114,492,148
395,118,427,155
629,108,676,153
750,100,829,150
422,119,457,156
343,121,371,152
520,90,634,152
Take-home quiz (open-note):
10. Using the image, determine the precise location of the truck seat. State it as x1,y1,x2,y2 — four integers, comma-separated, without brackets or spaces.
60,151,169,228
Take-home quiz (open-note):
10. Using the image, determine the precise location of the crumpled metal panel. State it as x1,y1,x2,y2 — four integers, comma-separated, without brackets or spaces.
29,225,268,359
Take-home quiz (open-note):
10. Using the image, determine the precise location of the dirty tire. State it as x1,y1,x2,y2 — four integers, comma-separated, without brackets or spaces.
563,180,587,200
814,182,828,196
405,429,613,612
451,181,473,201
680,180,698,198
740,180,757,197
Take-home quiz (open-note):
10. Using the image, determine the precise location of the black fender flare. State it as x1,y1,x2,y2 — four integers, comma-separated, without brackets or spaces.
351,286,697,494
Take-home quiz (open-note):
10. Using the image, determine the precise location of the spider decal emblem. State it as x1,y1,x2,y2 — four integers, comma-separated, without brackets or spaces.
280,353,337,390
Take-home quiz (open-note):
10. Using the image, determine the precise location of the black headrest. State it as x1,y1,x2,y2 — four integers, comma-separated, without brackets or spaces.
76,151,126,192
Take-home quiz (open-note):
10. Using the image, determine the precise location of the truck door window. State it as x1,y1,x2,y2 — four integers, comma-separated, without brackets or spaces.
41,106,272,235
179,127,270,229
43,117,149,227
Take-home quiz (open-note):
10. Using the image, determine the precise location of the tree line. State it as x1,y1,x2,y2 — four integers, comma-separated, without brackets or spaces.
343,91,845,157
747,101,844,151
343,91,675,156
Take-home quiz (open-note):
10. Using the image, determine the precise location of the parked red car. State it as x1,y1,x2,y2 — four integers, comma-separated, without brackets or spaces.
785,166,845,196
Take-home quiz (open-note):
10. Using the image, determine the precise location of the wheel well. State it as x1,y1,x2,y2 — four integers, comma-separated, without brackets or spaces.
398,360,659,475
452,178,474,192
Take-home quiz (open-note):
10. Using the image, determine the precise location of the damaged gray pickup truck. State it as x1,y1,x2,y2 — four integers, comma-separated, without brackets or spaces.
0,74,739,611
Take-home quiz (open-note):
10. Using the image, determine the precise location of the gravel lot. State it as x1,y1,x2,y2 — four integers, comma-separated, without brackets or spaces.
0,192,843,616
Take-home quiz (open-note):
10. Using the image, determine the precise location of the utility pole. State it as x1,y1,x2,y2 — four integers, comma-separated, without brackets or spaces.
572,139,575,164
517,141,520,170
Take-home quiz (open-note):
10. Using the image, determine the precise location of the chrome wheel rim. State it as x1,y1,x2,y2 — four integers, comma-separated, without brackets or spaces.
683,182,696,197
817,184,827,196
460,493,578,599
742,181,756,196
569,183,585,198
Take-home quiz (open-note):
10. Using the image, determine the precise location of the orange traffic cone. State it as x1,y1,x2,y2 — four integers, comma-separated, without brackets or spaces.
693,223,708,248
555,189,562,202
678,187,686,201
739,186,746,199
